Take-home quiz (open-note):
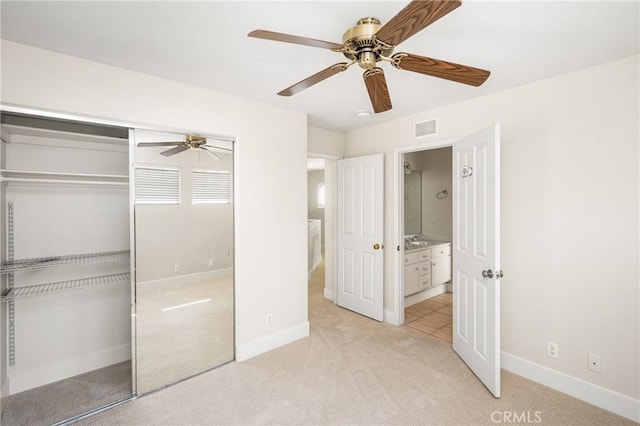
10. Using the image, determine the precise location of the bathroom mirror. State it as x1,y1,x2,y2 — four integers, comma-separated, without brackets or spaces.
404,170,422,235
132,129,234,395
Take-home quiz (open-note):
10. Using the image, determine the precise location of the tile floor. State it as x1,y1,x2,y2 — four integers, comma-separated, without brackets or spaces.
404,292,453,344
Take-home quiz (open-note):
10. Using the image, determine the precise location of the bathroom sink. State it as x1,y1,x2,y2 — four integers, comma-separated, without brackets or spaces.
409,240,430,247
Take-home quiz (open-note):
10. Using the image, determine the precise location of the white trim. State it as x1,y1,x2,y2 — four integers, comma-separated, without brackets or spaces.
393,138,456,328
1,103,235,144
502,351,640,423
323,287,334,301
307,152,342,161
236,322,309,362
7,344,131,395
384,308,400,326
404,284,448,309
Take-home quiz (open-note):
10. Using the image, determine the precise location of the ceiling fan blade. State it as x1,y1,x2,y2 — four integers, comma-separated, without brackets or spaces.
160,145,189,157
137,142,183,147
375,0,461,46
392,52,490,86
278,63,349,97
201,147,223,162
248,29,343,50
363,68,392,113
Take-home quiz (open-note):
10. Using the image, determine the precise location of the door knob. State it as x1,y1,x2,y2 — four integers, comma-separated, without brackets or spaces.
373,243,380,250
482,269,494,279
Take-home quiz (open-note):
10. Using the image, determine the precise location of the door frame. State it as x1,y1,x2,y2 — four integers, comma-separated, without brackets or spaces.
393,137,456,326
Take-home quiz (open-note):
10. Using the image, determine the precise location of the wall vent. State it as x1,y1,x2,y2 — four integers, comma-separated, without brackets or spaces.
414,118,437,138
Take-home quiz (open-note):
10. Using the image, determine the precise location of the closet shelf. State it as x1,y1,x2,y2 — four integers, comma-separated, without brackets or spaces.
0,272,130,302
0,169,129,186
1,250,130,274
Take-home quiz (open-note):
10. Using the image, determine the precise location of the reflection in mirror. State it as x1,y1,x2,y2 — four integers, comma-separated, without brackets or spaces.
133,129,234,394
404,168,422,235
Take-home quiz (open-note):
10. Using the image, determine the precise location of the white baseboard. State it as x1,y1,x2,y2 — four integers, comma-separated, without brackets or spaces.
1,377,8,398
236,321,309,362
404,284,448,308
502,351,640,423
323,287,334,301
8,344,131,395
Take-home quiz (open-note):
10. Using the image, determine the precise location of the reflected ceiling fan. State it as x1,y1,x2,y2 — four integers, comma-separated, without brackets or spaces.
248,0,490,113
137,135,222,161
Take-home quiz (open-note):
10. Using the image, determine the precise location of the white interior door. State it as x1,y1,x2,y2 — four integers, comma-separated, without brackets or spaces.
337,154,384,321
452,124,501,397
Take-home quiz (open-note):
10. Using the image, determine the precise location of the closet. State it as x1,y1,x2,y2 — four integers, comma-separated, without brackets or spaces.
0,113,132,425
0,113,236,425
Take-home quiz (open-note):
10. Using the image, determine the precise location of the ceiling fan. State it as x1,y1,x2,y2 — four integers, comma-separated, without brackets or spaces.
248,0,490,114
137,135,222,161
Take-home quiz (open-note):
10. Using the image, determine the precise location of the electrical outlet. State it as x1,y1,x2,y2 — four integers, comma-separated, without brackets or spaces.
266,313,272,326
208,259,214,267
547,341,559,359
174,264,181,273
588,353,601,373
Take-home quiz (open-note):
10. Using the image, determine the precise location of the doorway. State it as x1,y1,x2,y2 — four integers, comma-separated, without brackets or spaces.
307,153,339,303
401,147,454,343
394,124,502,397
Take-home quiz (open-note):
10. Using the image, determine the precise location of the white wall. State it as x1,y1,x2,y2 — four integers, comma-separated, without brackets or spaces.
345,55,639,406
308,126,344,157
0,40,309,365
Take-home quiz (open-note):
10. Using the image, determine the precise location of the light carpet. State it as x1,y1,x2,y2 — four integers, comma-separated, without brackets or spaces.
80,263,634,425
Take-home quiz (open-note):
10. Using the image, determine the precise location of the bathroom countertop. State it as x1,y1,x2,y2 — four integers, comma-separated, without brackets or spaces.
404,240,451,252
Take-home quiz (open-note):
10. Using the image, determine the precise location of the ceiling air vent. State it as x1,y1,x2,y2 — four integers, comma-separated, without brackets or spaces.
414,118,437,138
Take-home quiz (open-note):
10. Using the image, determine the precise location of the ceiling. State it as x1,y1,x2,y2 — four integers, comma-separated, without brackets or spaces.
1,1,638,132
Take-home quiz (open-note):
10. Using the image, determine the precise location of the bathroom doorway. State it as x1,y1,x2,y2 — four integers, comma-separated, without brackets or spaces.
400,146,454,343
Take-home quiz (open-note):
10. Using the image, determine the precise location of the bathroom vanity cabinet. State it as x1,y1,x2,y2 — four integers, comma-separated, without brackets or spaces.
404,242,451,296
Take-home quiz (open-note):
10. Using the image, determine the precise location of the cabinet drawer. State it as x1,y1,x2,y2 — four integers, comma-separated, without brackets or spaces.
431,244,451,259
419,261,431,275
404,252,421,265
419,250,431,261
419,275,431,290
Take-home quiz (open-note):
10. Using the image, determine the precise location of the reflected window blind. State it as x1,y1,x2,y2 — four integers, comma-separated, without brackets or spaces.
134,166,180,204
192,170,231,204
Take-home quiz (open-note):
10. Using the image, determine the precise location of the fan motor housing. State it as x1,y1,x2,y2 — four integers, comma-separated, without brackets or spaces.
342,17,394,66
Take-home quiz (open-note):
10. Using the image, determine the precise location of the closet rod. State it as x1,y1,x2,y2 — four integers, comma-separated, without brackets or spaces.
0,177,128,186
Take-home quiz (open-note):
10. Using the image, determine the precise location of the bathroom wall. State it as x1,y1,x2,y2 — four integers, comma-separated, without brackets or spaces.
419,148,452,241
403,148,452,241
307,169,325,248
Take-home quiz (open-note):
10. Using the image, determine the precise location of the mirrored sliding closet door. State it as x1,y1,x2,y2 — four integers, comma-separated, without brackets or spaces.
132,129,234,394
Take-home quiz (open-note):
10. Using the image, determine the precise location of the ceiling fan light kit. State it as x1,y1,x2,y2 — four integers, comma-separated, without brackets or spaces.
248,0,490,115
